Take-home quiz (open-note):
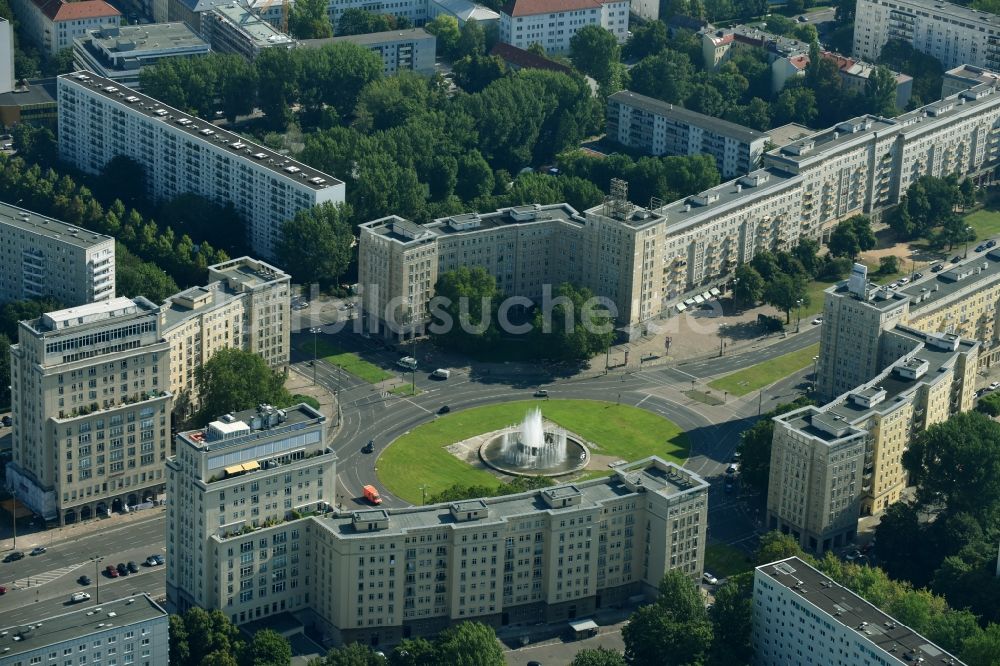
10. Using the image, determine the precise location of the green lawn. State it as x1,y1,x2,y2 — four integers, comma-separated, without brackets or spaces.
390,384,422,396
704,543,754,578
965,209,1000,240
708,343,820,396
378,400,689,503
297,339,392,384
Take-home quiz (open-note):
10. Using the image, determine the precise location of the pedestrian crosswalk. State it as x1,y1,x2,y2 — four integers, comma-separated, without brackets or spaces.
380,391,390,399
11,561,86,589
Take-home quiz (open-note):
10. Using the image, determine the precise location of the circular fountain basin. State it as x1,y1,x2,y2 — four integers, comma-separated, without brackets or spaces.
479,431,589,477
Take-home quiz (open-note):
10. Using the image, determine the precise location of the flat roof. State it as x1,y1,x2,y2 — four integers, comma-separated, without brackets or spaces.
83,22,208,53
59,71,343,191
30,296,159,334
301,27,434,49
209,4,293,48
880,0,1000,27
210,256,288,288
0,594,166,657
311,457,708,539
768,114,898,168
758,557,966,664
609,90,767,143
178,403,324,451
767,122,814,147
0,78,57,107
0,200,113,248
899,248,1000,314
826,280,911,313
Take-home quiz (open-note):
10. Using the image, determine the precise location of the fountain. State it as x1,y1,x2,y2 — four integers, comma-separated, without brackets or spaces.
479,408,588,477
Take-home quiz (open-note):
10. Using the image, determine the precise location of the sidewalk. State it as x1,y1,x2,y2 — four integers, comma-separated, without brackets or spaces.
0,504,165,553
285,366,340,433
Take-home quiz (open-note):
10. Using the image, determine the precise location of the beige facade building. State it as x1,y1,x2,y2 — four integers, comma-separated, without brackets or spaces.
360,84,1000,339
8,297,172,524
160,257,290,408
168,435,708,646
166,403,334,622
0,201,115,306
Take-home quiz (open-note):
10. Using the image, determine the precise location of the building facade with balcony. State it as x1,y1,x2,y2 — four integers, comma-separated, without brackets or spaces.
854,0,1000,72
160,257,291,409
56,71,345,260
607,90,770,179
167,446,708,647
301,29,437,75
10,0,120,56
0,201,115,306
166,403,334,620
8,297,172,524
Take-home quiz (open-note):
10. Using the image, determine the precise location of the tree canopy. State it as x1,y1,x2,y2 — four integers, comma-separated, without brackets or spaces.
276,202,355,286
195,348,292,424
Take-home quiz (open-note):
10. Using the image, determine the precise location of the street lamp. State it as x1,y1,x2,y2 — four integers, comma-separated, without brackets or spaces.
93,556,103,604
795,299,803,333
8,486,16,552
310,327,322,385
812,355,819,392
963,226,974,259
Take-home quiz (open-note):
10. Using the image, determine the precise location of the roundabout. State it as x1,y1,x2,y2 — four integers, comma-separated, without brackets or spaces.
376,399,690,504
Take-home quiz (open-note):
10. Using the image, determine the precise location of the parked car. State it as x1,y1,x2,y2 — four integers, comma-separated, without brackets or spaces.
3,551,23,563
533,389,549,398
990,382,1000,391
437,405,451,414
726,464,739,475
987,240,997,249
127,561,139,573
116,563,128,577
105,565,118,578
952,256,962,263
976,245,986,252
889,282,898,288
0,586,6,594
811,317,823,325
362,440,375,454
78,575,91,585
1,415,10,427
69,592,91,603
796,14,807,21
913,272,923,280
30,546,46,556
931,264,944,272
702,572,719,585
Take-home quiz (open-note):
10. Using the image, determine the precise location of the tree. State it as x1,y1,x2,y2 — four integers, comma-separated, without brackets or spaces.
388,638,437,665
455,19,487,58
435,622,504,665
865,65,898,116
195,348,292,425
732,264,764,309
288,0,333,38
242,630,291,666
623,573,713,666
276,202,354,286
709,573,754,663
318,643,387,666
218,54,257,122
532,282,615,360
0,296,64,339
452,54,507,93
961,624,1000,666
878,255,900,275
169,608,244,666
570,25,621,88
115,244,181,303
627,50,693,104
337,8,392,35
828,221,861,259
570,647,626,666
256,47,300,129
903,411,1000,524
774,86,818,125
755,531,806,565
431,266,501,353
623,20,668,60
763,272,808,323
168,614,190,666
977,391,1000,416
12,123,56,168
425,15,461,60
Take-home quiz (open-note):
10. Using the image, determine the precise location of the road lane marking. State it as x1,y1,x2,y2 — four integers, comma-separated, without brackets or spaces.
10,561,86,589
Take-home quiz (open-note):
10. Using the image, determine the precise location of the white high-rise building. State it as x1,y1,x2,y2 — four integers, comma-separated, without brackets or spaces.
8,297,172,524
854,0,1000,71
56,71,345,259
498,0,628,53
0,201,115,306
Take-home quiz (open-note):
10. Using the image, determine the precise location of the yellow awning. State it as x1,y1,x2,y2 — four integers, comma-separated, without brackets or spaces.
224,464,243,476
241,461,260,473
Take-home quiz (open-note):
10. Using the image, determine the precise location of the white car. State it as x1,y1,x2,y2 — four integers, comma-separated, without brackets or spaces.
702,572,719,585
990,382,1000,391
69,592,91,603
811,317,823,325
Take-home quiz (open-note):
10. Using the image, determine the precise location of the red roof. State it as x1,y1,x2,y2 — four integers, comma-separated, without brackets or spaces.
32,0,120,22
788,55,809,70
490,42,573,75
501,0,601,17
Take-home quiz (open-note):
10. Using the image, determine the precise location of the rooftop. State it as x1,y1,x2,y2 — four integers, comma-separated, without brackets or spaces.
884,0,1000,28
81,22,208,54
490,42,573,74
31,0,120,22
59,71,343,191
208,3,294,48
177,403,325,452
208,256,289,290
0,594,166,657
361,204,582,245
767,122,814,147
501,0,601,17
319,28,434,48
944,64,1000,85
758,557,966,665
430,0,500,21
0,200,113,248
609,90,767,143
703,24,810,58
0,78,57,108
827,279,911,313
899,248,1000,314
314,458,708,539
28,296,159,334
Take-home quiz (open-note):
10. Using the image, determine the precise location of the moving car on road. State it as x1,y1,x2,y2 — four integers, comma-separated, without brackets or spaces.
702,572,719,585
69,592,91,603
30,546,46,556
362,440,375,454
363,485,383,505
3,551,23,563
78,575,91,585
533,389,549,398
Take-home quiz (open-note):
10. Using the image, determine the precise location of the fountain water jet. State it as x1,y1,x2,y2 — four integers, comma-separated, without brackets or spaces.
479,408,587,477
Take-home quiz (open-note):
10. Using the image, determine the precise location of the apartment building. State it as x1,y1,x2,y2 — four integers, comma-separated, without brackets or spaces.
57,71,345,260
166,403,334,619
73,23,210,90
301,29,437,75
854,0,1000,72
498,0,628,53
607,90,770,179
701,24,809,73
10,0,120,56
0,19,13,95
202,3,293,61
0,201,115,306
942,63,1000,97
752,557,967,666
160,257,291,407
168,445,708,645
0,594,169,666
7,297,172,524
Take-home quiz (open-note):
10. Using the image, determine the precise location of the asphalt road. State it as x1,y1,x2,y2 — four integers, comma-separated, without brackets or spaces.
0,513,166,626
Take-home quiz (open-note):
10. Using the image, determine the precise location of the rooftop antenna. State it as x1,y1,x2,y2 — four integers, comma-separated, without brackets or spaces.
604,178,634,221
